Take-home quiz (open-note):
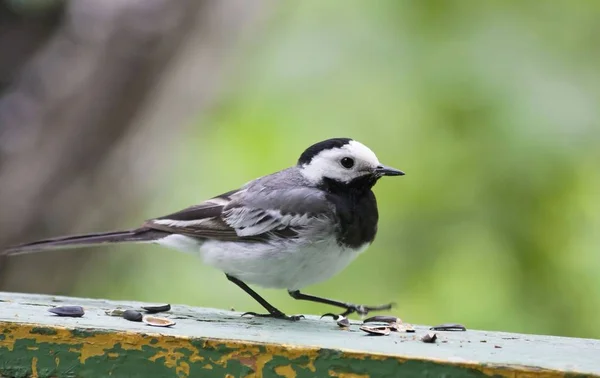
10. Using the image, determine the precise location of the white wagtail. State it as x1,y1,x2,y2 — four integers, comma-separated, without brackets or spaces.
4,138,404,320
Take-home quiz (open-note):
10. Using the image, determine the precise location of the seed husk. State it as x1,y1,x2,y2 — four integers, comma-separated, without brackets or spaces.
421,332,438,343
360,325,390,336
105,309,126,317
363,315,401,324
141,304,171,314
320,313,350,328
142,316,175,327
363,315,407,332
336,316,350,328
123,310,143,322
48,305,84,317
430,323,467,331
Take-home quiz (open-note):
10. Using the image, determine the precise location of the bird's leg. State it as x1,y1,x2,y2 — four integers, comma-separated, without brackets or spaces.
287,290,394,317
225,274,304,321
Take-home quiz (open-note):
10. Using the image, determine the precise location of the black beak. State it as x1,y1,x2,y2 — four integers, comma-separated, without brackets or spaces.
375,165,405,177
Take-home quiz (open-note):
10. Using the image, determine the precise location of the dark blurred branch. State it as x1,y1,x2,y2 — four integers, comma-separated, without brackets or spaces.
0,0,270,292
0,1,63,92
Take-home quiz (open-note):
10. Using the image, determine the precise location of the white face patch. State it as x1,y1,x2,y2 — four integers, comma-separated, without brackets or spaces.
300,140,381,184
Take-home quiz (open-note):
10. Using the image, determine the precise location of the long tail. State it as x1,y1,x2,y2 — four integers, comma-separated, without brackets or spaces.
3,227,170,257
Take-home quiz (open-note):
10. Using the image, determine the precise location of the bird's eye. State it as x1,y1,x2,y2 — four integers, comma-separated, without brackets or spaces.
340,157,355,169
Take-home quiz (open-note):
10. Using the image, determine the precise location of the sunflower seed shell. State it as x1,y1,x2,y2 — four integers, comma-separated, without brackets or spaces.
48,306,84,317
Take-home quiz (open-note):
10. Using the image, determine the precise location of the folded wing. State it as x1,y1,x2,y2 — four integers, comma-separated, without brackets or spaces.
144,187,333,242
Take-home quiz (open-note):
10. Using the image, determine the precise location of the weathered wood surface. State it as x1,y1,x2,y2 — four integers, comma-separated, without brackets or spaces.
0,292,598,378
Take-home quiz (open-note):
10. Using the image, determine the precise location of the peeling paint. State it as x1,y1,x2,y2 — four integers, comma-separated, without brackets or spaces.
274,364,297,378
31,356,38,377
0,321,593,378
177,361,190,377
328,370,369,378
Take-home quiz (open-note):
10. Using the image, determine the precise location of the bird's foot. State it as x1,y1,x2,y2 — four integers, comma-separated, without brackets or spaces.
335,302,395,317
241,311,305,321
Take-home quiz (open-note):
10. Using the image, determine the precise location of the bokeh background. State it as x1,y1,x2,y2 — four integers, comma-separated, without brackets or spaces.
1,0,599,339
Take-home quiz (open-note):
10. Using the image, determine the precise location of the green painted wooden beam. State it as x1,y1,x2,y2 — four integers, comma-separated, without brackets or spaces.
0,292,598,378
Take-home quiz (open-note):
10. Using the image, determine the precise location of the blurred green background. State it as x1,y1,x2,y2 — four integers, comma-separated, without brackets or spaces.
8,1,600,339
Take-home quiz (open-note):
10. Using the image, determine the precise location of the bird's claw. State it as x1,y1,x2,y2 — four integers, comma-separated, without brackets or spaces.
339,302,396,317
241,311,304,321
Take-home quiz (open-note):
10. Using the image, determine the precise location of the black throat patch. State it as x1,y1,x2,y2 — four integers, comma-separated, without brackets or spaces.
320,175,380,249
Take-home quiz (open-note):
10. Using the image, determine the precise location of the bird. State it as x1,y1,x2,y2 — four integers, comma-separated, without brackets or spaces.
3,137,404,321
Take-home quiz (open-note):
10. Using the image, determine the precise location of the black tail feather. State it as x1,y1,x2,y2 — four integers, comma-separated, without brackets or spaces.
3,228,169,256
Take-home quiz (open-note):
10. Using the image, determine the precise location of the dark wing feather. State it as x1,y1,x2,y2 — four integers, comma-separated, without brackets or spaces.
143,189,242,241
143,186,333,241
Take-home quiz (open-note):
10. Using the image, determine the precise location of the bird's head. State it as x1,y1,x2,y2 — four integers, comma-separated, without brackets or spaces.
297,138,404,188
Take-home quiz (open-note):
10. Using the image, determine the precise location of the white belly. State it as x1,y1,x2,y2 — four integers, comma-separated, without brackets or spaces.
156,234,369,290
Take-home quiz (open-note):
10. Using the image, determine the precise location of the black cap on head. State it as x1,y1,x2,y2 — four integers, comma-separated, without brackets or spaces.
298,138,353,165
